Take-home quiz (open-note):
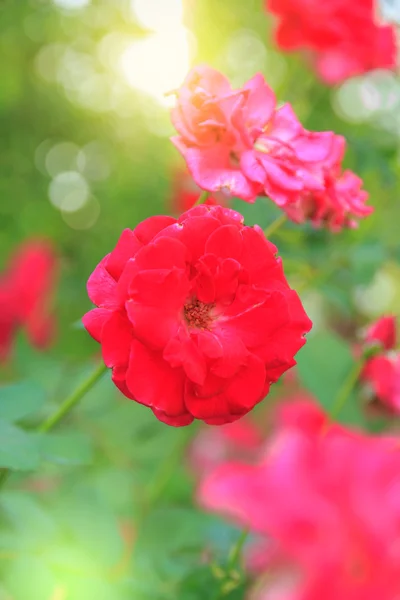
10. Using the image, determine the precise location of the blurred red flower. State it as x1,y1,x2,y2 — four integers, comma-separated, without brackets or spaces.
361,316,400,412
171,66,371,229
200,400,400,600
0,240,58,362
83,205,312,426
265,0,397,84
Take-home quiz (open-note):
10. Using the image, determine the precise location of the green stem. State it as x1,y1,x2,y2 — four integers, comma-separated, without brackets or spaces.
264,214,287,239
38,362,107,433
193,190,209,207
0,362,107,490
329,359,364,422
227,528,249,570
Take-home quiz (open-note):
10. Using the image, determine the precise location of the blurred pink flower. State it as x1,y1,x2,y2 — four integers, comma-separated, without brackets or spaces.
265,0,397,84
200,400,400,599
0,240,58,362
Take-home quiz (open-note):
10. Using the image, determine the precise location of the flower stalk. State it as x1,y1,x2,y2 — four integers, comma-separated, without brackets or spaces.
194,190,209,206
264,214,287,238
0,362,108,490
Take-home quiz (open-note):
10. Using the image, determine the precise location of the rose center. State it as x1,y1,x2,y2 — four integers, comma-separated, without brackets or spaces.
184,298,215,330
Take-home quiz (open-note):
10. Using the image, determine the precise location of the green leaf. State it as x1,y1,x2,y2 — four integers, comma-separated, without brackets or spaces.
0,381,46,423
36,431,93,466
0,420,40,470
296,331,365,426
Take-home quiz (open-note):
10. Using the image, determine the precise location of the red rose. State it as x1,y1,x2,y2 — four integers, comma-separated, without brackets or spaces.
83,205,312,426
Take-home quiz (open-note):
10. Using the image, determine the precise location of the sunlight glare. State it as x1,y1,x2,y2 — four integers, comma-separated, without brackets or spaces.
120,28,191,105
131,0,183,32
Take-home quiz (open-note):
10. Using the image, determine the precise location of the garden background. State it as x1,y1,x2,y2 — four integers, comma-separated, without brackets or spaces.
1,0,400,599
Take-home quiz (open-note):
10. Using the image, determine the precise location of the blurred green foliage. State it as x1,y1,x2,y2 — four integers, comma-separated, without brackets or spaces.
1,0,400,598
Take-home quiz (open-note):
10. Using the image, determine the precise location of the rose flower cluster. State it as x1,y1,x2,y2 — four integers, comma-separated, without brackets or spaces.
171,66,372,231
83,205,311,426
0,240,58,362
200,400,400,600
265,0,397,84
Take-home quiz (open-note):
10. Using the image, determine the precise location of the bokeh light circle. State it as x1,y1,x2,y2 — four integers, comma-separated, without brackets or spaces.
48,171,90,212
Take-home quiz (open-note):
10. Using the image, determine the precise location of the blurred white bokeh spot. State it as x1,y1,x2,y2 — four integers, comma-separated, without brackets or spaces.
354,271,397,316
77,142,111,181
61,196,100,230
49,171,90,212
378,0,400,24
35,139,55,176
227,29,267,82
334,77,376,123
45,142,80,178
34,44,66,83
334,70,400,125
53,0,90,10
